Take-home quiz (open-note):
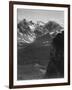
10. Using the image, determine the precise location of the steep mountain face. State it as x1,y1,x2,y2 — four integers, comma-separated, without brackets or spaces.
17,19,36,48
18,19,31,34
44,21,63,33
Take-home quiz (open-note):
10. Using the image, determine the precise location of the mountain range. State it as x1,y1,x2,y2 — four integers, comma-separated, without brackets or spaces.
17,19,63,49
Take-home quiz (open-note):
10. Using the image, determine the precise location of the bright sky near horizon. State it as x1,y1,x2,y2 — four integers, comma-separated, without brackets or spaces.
17,9,64,27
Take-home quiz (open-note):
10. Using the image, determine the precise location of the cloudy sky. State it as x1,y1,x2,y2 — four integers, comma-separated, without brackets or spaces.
17,8,64,27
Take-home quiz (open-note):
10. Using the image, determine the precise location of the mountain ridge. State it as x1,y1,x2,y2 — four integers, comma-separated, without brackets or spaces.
17,19,63,49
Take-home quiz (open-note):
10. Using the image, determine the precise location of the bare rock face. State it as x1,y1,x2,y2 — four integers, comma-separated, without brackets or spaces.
44,21,63,32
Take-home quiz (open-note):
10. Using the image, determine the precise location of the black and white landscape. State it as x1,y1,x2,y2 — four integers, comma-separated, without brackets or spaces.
17,9,64,80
